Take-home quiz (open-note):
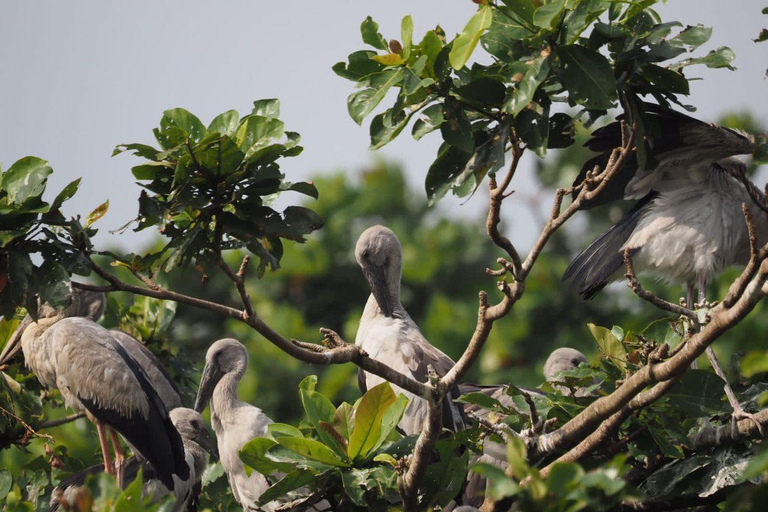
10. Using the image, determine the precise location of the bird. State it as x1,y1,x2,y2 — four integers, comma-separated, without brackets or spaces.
0,290,189,489
73,289,184,410
354,225,467,436
50,407,217,512
563,103,768,422
194,338,276,512
544,347,590,396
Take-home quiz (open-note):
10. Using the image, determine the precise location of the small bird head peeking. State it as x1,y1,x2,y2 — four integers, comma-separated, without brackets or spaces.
355,225,403,318
194,338,249,413
544,347,589,396
170,407,219,459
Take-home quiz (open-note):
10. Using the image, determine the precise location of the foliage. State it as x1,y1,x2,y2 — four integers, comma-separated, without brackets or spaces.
112,101,322,276
334,0,744,204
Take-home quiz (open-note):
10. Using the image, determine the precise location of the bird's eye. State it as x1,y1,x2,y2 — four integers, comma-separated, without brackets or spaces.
571,358,581,366
362,250,370,259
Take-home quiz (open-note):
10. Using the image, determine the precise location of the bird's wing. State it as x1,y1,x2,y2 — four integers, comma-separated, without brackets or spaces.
110,330,184,410
52,318,189,490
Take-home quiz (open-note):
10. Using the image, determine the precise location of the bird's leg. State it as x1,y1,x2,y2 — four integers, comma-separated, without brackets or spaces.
96,421,115,476
108,428,125,486
697,277,764,436
685,282,699,369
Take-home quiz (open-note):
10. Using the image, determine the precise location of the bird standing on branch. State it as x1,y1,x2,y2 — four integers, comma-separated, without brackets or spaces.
0,290,189,490
354,225,467,435
564,104,768,423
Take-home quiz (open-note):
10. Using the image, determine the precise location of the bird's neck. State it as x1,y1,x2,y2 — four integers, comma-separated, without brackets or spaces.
211,371,242,418
184,440,207,479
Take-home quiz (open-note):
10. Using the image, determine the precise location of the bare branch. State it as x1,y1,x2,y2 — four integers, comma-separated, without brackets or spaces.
38,413,86,429
620,482,745,511
624,248,696,318
217,255,256,321
399,398,442,512
691,406,768,449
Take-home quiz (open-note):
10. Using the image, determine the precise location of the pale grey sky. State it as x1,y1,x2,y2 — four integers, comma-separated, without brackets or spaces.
1,1,766,251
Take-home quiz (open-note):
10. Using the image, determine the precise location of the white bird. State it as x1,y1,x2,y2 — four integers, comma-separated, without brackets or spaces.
50,407,217,512
564,104,767,421
354,225,467,436
194,338,275,512
0,292,189,489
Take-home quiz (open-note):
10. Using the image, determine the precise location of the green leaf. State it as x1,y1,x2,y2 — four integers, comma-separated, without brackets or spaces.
425,143,472,205
85,200,109,228
361,16,388,50
672,25,712,50
401,15,413,58
756,29,768,43
450,5,493,69
641,64,689,94
0,469,11,500
557,45,618,110
743,448,768,479
347,68,405,125
470,462,519,500
503,55,550,115
441,102,474,153
333,51,384,81
742,351,768,377
588,323,627,370
666,369,729,417
369,108,414,150
240,437,287,475
341,468,370,506
160,108,207,143
376,394,408,448
412,103,444,140
275,436,350,467
236,115,285,155
546,462,584,499
252,99,280,119
268,423,304,438
258,469,316,504
301,388,346,456
284,181,319,199
1,157,52,205
371,53,405,66
113,468,144,512
675,46,736,70
533,0,566,30
348,381,397,460
299,374,317,391
514,109,549,153
499,0,535,24
49,178,81,212
208,109,240,136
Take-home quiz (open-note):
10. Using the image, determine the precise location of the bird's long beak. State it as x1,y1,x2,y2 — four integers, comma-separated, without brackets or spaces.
364,265,395,317
0,314,32,366
197,425,219,460
194,363,224,413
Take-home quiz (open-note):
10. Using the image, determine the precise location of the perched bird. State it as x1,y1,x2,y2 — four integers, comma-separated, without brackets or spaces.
194,338,275,511
354,225,467,435
564,104,766,299
0,291,189,489
50,408,217,512
544,347,589,396
564,104,767,421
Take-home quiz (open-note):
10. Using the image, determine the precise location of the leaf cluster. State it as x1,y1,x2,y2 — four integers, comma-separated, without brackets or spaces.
113,100,322,276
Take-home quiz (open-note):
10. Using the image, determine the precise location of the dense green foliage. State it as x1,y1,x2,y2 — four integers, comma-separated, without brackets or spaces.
2,1,768,511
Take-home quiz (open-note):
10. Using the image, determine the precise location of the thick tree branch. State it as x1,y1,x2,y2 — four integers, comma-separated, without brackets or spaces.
399,398,442,511
691,406,768,449
620,482,745,511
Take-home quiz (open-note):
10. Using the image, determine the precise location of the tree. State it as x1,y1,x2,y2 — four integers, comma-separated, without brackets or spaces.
2,1,768,511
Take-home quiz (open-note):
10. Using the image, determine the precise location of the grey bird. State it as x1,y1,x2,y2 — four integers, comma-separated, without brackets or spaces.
354,225,467,436
50,407,217,512
564,104,767,421
544,347,589,396
0,291,189,490
194,338,275,511
73,289,184,410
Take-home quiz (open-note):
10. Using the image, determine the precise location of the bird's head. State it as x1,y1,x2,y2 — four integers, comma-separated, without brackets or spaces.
170,407,219,459
194,338,248,413
355,225,402,318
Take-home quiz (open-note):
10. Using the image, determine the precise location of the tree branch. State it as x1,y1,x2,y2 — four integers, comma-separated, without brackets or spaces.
624,248,696,318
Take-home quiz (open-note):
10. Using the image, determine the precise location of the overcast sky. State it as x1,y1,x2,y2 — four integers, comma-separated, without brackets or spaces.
2,1,766,251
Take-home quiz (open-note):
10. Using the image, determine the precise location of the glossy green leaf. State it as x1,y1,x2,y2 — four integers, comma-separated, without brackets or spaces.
112,142,160,160
268,423,304,438
252,99,280,119
401,15,413,58
450,5,493,69
275,436,349,467
588,323,627,370
499,0,535,24
1,157,52,205
375,393,408,448
347,68,405,125
425,143,472,205
208,110,240,136
160,108,207,143
533,0,566,30
369,108,414,150
258,469,316,504
49,178,81,213
240,437,286,475
301,388,346,456
671,25,712,50
361,16,388,50
666,369,728,417
348,381,397,460
503,56,550,115
412,103,444,140
0,469,11,500
557,45,618,110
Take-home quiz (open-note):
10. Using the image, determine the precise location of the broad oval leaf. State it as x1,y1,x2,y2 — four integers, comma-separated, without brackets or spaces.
258,469,316,505
361,16,388,51
1,157,53,205
556,45,618,110
208,109,240,136
450,5,493,69
275,436,350,467
300,388,346,457
348,381,397,461
588,323,627,371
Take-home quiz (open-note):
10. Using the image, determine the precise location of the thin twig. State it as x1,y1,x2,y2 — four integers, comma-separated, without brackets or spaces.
624,248,696,318
38,413,86,429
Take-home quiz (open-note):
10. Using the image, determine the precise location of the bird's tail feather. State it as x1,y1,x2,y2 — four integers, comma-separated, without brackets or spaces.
564,194,655,299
